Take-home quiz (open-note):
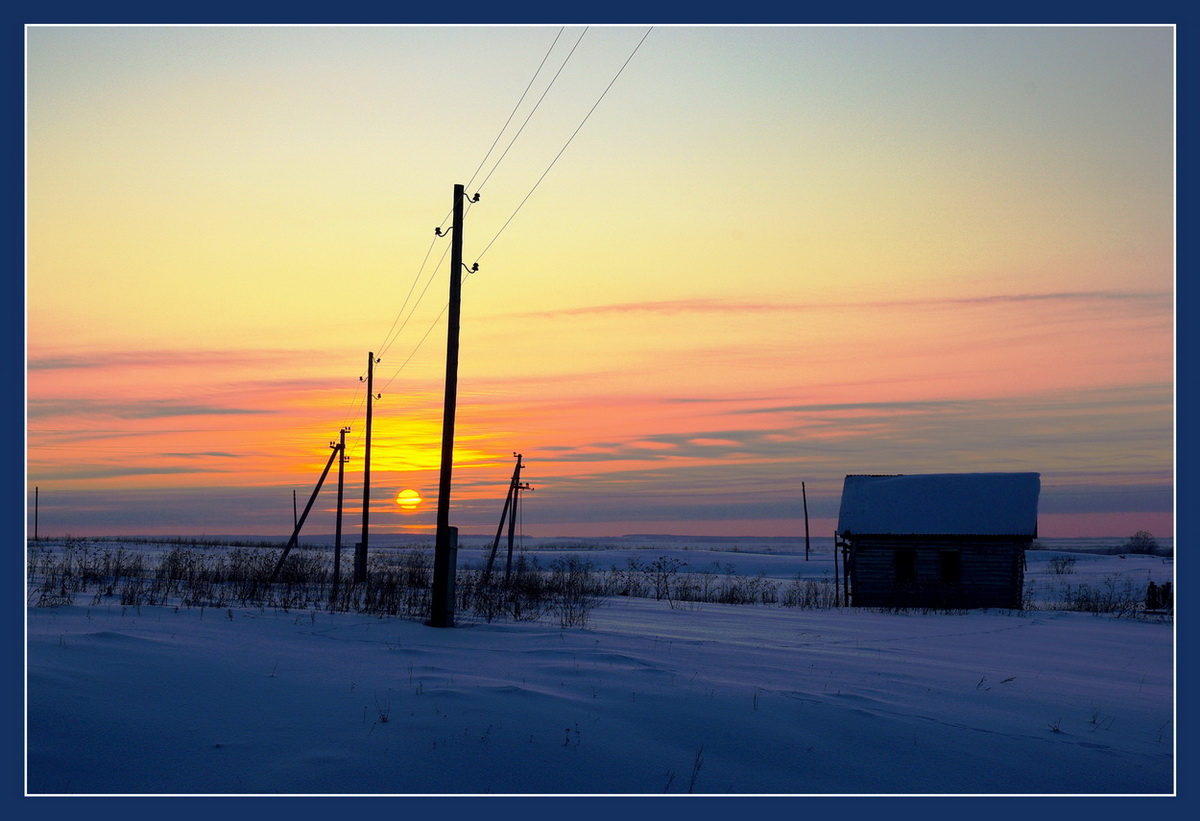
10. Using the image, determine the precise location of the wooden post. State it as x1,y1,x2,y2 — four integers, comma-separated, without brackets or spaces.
269,441,342,584
356,352,377,583
484,466,518,583
833,532,839,607
332,426,349,603
802,481,810,562
431,184,466,628
842,542,850,606
505,457,525,581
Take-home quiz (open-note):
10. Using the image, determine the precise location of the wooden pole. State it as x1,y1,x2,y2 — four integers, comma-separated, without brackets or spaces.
506,483,519,580
356,352,377,583
802,481,810,562
842,543,850,607
431,184,466,628
34,486,39,541
833,532,839,607
505,457,526,581
484,462,519,583
332,426,348,602
269,441,341,584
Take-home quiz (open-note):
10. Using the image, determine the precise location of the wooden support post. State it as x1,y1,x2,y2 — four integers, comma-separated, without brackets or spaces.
332,426,349,603
833,532,839,607
269,441,342,584
484,472,518,583
505,459,529,581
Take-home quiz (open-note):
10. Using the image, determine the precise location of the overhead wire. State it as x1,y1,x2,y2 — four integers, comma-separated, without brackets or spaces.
325,27,653,482
368,29,568,365
366,26,573,407
436,26,571,234
465,26,569,196
369,28,585,398
470,27,588,197
472,26,652,266
375,233,443,359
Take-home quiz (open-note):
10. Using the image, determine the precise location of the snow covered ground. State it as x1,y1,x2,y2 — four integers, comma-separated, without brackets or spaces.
24,539,1174,797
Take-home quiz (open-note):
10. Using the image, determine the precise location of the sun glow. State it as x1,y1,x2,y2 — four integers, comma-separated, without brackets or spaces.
396,489,423,511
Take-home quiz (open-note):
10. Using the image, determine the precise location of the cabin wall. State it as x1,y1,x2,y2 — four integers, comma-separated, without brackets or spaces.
847,536,1026,609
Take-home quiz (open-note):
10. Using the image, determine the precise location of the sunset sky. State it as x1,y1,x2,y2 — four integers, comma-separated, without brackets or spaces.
25,24,1175,540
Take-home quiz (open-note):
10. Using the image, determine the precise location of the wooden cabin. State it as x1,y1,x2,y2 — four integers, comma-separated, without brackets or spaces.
835,473,1040,610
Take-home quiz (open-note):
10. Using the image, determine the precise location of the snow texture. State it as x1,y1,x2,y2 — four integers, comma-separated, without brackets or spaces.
25,540,1172,798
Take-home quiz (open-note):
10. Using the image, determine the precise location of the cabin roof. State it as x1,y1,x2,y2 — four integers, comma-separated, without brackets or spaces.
836,472,1040,538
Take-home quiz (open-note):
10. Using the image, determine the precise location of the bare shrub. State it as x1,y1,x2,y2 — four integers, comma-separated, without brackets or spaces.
643,556,686,604
548,556,602,628
1061,576,1143,617
1048,555,1077,575
781,575,839,609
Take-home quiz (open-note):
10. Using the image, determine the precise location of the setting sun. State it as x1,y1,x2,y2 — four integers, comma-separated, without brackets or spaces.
395,488,423,511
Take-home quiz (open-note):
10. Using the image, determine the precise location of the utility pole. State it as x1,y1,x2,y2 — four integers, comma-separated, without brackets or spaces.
269,438,343,584
332,426,349,603
484,453,532,582
356,352,379,583
802,481,811,561
505,462,532,581
431,183,477,628
484,462,519,584
33,486,38,542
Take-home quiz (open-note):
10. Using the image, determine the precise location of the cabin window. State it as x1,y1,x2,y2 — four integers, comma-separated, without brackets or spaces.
940,550,961,584
894,549,916,583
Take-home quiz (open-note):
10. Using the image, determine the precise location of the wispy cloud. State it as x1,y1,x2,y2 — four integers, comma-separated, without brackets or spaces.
31,465,237,482
162,452,241,459
26,348,329,371
508,291,1172,320
27,399,276,421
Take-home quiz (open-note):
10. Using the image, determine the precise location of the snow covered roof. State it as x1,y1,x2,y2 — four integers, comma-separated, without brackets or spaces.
836,473,1040,538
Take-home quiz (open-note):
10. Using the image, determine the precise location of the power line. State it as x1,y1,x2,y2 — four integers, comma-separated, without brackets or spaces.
371,25,567,366
464,26,568,195
376,266,480,396
299,30,653,485
370,27,632,396
371,24,566,367
376,240,452,361
375,232,442,359
471,27,589,197
435,26,572,236
472,26,652,265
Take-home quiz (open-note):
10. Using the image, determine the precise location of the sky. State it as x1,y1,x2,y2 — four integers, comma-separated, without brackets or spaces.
24,24,1176,540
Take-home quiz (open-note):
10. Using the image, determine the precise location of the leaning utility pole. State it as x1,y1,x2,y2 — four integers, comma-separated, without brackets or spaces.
484,452,532,583
269,437,343,584
430,183,477,628
356,352,379,583
483,465,519,584
504,462,532,581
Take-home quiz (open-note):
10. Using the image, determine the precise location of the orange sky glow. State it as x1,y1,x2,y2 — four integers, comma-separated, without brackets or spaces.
25,24,1174,542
